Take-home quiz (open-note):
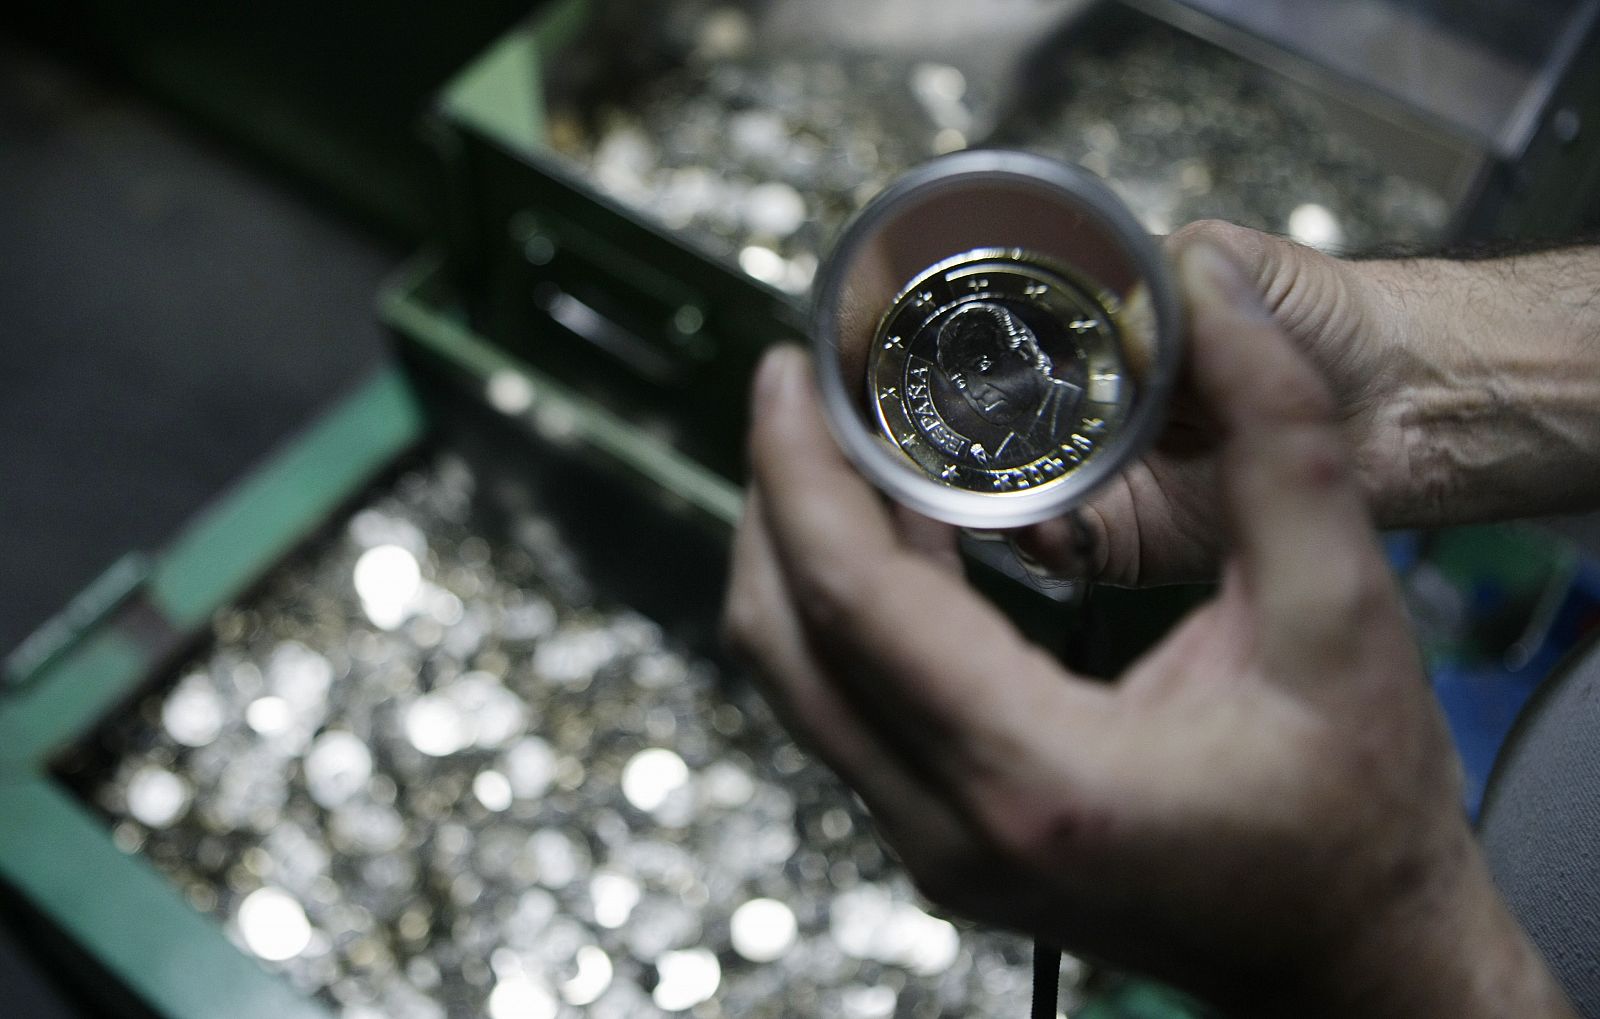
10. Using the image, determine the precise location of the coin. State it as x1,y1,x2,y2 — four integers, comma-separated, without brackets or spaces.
867,250,1133,494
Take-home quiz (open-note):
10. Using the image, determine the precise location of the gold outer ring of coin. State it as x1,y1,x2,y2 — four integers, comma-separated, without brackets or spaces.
866,248,1134,497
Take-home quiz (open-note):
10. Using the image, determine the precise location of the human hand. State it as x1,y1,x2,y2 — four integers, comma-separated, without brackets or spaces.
1020,223,1600,586
1018,220,1406,586
723,244,1576,1017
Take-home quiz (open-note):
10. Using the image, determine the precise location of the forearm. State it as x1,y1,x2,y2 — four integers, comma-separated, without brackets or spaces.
1357,249,1600,528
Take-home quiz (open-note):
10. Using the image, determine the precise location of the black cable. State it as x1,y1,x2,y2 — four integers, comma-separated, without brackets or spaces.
1032,937,1061,1019
1028,508,1094,1019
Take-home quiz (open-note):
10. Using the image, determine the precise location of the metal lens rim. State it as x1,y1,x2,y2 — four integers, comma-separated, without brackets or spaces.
810,149,1184,529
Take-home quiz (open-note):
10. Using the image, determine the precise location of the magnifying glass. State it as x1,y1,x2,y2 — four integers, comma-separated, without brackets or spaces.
809,150,1187,1011
811,149,1183,530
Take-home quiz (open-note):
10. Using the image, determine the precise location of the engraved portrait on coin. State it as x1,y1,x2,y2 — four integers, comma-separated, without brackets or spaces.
867,250,1133,495
936,302,1083,463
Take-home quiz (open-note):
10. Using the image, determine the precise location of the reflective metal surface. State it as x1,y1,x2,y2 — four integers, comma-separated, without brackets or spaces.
866,250,1132,498
544,2,1451,297
76,452,1085,1018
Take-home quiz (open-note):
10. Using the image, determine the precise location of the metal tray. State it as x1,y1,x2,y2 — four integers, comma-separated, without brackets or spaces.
428,0,1470,483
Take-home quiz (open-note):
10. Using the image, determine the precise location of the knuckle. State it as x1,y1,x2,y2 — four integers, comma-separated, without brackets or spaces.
791,557,876,636
977,793,1111,874
1274,556,1393,655
1277,426,1352,489
1168,218,1259,258
1255,366,1338,426
1270,239,1358,339
1176,220,1365,369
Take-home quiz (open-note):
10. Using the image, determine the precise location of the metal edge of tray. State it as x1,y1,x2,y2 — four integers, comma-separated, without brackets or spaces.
428,4,811,485
436,0,584,163
0,367,427,772
1121,0,1535,149
1117,0,1600,241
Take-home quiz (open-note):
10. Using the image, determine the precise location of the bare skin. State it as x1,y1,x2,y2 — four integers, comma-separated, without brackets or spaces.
723,242,1579,1017
1017,221,1600,586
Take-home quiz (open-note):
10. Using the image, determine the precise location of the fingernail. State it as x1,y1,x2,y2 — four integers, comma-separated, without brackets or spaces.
754,346,803,407
1178,242,1269,320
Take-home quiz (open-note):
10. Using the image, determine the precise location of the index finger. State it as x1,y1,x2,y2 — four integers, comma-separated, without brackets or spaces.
745,346,1114,782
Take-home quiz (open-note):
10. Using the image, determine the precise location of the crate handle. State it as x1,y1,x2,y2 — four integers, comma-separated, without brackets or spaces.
531,282,689,387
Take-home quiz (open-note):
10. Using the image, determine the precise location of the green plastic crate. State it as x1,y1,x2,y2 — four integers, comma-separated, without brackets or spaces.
1,259,1212,1019
428,0,807,483
0,258,736,1019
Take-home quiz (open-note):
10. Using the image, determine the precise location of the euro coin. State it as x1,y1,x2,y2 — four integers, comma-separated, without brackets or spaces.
867,249,1133,495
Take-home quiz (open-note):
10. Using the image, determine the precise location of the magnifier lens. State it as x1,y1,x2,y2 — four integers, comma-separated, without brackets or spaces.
811,151,1181,530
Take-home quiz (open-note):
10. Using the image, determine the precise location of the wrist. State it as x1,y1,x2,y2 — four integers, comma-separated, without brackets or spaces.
1353,251,1600,528
1285,840,1575,1019
1248,825,1574,1017
1181,817,1575,1019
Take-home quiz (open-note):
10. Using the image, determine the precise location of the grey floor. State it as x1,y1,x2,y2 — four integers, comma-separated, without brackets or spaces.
0,36,393,658
0,35,394,1015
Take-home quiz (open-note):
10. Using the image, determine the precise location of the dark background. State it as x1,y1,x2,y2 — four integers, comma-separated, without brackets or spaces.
0,0,536,663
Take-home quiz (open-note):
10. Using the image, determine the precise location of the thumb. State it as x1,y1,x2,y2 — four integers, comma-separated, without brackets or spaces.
1176,240,1392,654
1168,221,1378,406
